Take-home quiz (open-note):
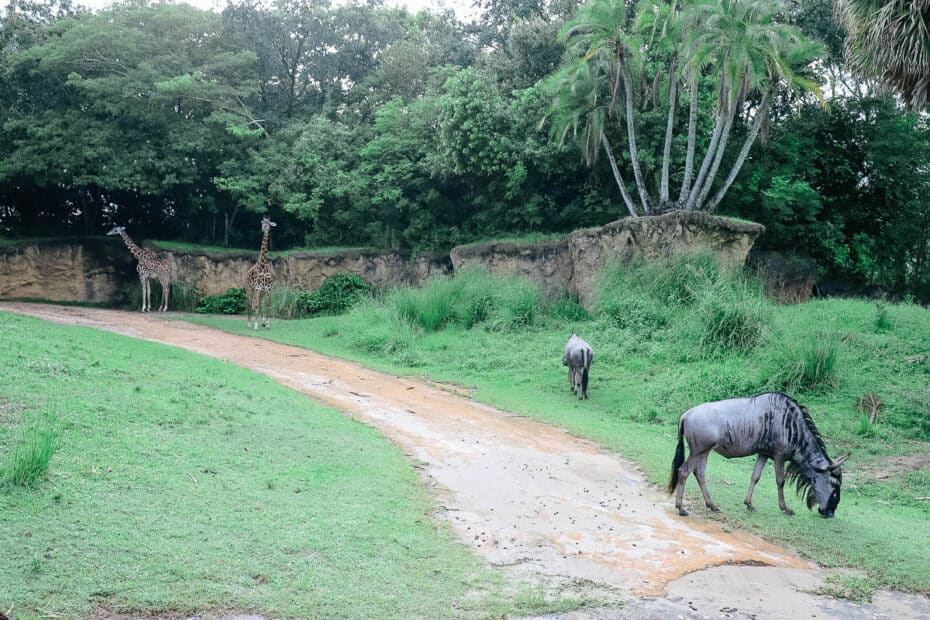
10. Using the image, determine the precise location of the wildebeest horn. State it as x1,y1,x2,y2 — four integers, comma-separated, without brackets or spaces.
830,453,850,469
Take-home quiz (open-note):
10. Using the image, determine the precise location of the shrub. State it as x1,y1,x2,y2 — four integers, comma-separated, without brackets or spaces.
548,295,590,322
874,302,891,332
9,406,60,487
345,300,419,354
196,288,246,314
764,332,839,392
298,274,371,317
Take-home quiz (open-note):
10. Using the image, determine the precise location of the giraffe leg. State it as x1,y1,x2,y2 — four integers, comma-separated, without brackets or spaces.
160,278,170,312
140,276,148,312
260,290,269,328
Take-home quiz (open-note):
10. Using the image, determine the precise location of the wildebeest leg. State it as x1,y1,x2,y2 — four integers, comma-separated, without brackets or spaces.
773,455,795,515
675,449,709,516
568,367,575,393
694,453,719,512
744,455,767,511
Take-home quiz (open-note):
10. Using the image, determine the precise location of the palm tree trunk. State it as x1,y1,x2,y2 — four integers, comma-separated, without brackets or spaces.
600,132,639,217
707,93,771,213
694,101,737,210
686,108,724,209
678,82,699,204
621,64,651,214
660,56,679,206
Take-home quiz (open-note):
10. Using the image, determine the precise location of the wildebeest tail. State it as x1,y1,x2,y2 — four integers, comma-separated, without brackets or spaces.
581,348,590,394
668,418,685,493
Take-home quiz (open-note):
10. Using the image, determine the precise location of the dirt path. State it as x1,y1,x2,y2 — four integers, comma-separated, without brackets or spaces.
4,303,929,619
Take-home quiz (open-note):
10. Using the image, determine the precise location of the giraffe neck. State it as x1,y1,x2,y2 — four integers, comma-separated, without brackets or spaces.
119,231,146,261
256,229,270,265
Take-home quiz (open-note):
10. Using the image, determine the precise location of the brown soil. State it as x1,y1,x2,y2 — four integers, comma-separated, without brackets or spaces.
854,452,930,482
4,303,929,620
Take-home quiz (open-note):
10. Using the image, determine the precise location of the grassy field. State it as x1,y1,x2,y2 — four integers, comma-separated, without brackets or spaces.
188,263,930,596
0,312,584,619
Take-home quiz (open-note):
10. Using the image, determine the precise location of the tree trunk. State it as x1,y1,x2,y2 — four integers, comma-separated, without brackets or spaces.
678,82,699,204
660,56,679,206
600,132,638,218
223,204,240,247
621,65,651,215
707,93,771,213
694,101,737,210
686,108,725,209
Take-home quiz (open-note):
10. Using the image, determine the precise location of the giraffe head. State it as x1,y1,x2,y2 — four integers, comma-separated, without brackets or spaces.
107,225,126,236
260,217,276,233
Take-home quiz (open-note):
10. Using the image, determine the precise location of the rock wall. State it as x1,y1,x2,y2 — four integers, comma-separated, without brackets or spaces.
450,239,572,300
0,212,762,308
451,211,764,306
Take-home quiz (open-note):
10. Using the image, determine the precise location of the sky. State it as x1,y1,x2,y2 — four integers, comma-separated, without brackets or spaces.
73,0,477,19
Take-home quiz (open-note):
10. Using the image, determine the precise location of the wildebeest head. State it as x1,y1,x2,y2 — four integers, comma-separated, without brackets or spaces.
808,453,849,517
106,225,125,236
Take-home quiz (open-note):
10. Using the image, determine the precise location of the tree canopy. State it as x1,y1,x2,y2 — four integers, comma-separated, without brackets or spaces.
1,0,929,300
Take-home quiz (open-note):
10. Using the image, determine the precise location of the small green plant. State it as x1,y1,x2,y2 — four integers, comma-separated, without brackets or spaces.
854,414,874,436
196,288,247,314
873,302,891,332
9,406,61,487
298,274,370,317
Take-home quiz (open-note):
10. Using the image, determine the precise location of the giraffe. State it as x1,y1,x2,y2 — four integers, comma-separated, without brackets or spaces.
107,225,172,312
245,216,276,329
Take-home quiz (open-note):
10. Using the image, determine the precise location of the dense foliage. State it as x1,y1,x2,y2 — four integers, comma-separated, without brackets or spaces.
1,0,929,299
196,287,247,314
298,273,371,316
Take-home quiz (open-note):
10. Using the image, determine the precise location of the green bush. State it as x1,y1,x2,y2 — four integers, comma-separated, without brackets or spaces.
764,332,840,392
170,281,201,313
345,300,420,354
196,288,247,314
298,274,371,317
8,406,60,488
547,295,590,322
874,302,892,332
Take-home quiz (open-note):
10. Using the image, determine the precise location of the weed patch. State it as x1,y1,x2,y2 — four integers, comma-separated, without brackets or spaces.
7,405,60,487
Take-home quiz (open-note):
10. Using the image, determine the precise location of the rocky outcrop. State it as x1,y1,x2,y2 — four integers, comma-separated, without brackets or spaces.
568,211,764,306
0,212,762,308
450,211,764,306
0,238,136,303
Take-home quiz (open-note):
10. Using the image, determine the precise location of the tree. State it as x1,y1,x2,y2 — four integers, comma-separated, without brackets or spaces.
837,0,930,110
545,0,823,216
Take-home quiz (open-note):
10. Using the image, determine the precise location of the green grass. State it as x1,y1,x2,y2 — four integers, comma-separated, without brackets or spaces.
187,266,930,595
454,232,567,249
0,312,585,618
7,405,60,487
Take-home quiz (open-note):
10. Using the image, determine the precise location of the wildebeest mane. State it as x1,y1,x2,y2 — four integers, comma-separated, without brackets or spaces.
769,393,829,506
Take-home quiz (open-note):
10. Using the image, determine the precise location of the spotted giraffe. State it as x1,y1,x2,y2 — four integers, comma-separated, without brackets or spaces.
107,225,172,312
245,217,276,329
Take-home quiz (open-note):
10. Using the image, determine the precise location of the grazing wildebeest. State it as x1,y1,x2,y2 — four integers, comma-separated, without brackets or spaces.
563,333,593,399
668,392,849,517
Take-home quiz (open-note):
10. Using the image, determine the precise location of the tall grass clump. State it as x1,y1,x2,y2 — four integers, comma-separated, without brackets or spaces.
343,299,420,355
170,281,201,313
386,270,542,332
698,276,771,353
8,406,60,487
547,294,590,322
267,284,304,320
763,331,840,392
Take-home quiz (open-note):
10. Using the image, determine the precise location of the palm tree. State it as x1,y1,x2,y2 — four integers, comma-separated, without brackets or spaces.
837,0,930,110
545,0,823,215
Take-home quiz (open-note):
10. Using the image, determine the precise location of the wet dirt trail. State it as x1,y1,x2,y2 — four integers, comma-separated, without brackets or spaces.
4,303,929,619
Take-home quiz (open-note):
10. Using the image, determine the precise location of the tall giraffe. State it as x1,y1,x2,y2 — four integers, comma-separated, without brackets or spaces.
245,216,276,329
107,225,172,312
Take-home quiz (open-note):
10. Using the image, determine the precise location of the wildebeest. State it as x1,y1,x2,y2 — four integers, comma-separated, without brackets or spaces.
563,333,593,399
668,392,849,517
